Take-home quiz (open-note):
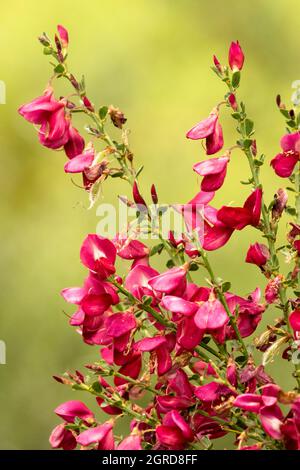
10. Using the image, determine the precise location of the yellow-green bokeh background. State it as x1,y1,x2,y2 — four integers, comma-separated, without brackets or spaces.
1,0,300,449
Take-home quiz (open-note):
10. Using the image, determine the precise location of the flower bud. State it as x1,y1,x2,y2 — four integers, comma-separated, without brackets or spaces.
228,93,238,111
57,25,69,48
245,243,270,267
228,41,244,71
151,184,158,204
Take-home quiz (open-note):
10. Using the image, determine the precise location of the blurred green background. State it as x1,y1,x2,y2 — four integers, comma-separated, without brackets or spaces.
1,0,300,449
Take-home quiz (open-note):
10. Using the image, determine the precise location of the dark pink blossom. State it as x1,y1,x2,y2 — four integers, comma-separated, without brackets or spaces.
245,243,270,266
193,156,229,192
148,266,188,296
271,132,300,177
54,400,94,423
228,41,244,71
186,110,224,155
76,422,115,449
80,234,116,278
49,423,76,450
156,411,194,450
18,87,63,124
64,125,85,159
217,188,262,230
38,105,70,149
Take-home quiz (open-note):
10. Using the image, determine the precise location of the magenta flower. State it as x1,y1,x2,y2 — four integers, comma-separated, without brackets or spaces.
125,264,159,300
194,294,229,332
234,384,283,440
76,421,115,449
271,132,300,177
80,234,116,278
54,400,94,423
156,411,194,450
148,266,188,295
228,41,244,71
161,295,198,317
117,434,142,450
193,156,229,192
64,147,95,173
245,243,270,267
135,336,172,376
202,205,234,251
186,110,224,155
18,87,63,124
217,188,262,230
49,423,76,450
38,105,70,149
64,125,85,159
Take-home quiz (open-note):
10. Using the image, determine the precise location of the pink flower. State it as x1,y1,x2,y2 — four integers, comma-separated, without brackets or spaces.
18,87,63,124
57,24,69,48
125,264,159,300
194,381,234,403
64,125,85,159
186,110,224,155
202,205,234,251
49,423,76,450
161,295,198,317
38,106,70,149
228,41,244,71
64,147,95,173
234,384,283,440
117,434,142,450
194,294,229,332
76,421,115,449
54,400,94,423
271,132,300,177
148,266,188,295
156,411,194,450
135,336,172,376
245,243,270,266
217,188,262,230
80,234,116,278
193,156,229,192
114,236,149,262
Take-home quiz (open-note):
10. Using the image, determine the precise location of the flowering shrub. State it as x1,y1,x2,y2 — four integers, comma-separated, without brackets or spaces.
19,27,300,450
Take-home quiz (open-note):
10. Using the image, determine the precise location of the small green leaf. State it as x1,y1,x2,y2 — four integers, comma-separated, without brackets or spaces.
245,118,254,136
232,71,241,88
231,112,240,120
280,109,291,119
43,47,52,55
99,105,108,120
54,63,65,74
166,259,175,268
189,262,199,272
150,243,164,256
221,281,231,293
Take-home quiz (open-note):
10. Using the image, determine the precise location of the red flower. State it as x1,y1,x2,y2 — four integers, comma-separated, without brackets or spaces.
245,243,270,267
193,156,229,192
271,132,300,178
217,188,262,230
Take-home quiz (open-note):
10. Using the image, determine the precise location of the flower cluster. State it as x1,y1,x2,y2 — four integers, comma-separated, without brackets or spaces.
20,31,300,450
